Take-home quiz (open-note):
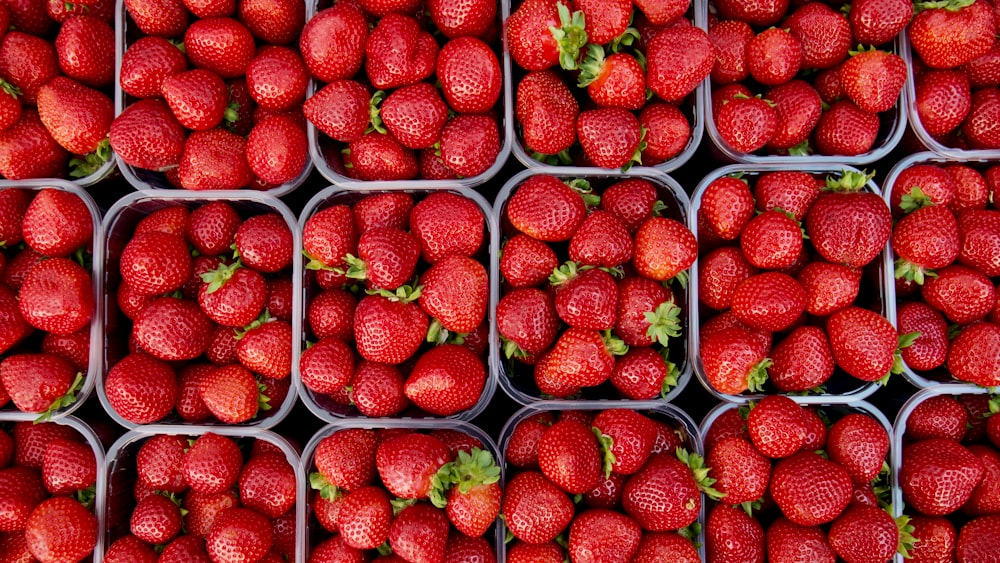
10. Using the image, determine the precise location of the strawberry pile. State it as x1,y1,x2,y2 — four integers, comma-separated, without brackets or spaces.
303,0,503,182
507,0,702,169
0,0,115,181
887,158,1000,387
104,200,294,425
497,173,695,400
702,399,904,563
0,419,100,562
307,425,501,561
908,0,1000,150
111,0,310,190
694,168,903,396
300,190,491,418
103,431,297,562
898,391,1000,562
707,0,910,158
0,187,95,419
501,407,706,562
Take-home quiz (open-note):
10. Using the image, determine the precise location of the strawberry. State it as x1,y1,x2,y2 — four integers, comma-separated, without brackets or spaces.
135,205,189,238
715,95,778,154
699,175,754,240
409,192,484,263
36,76,113,159
344,132,419,181
198,262,266,328
576,46,645,111
182,432,243,496
497,288,559,359
714,0,788,26
389,502,450,563
813,100,880,156
352,361,410,417
806,171,891,268
348,227,421,290
922,264,995,324
354,289,428,365
307,289,356,341
236,318,292,379
785,2,852,69
405,344,485,415
376,432,454,500
536,328,624,390
0,465,47,531
502,470,574,543
131,493,183,544
698,246,756,311
706,435,770,506
964,444,1000,516
956,514,1000,562
41,437,95,495
178,128,254,190
623,449,718,531
769,325,835,392
135,296,214,361
104,353,178,424
766,79,823,151
705,503,765,563
891,164,958,213
637,102,691,165
797,261,860,317
312,429,378,498
103,535,159,563
849,0,912,46
963,41,1000,88
377,83,448,149
299,336,354,396
699,324,771,394
615,274,678,348
162,69,232,131
436,36,501,114
550,264,618,331
123,0,189,37
747,395,808,460
900,437,984,515
506,0,587,71
299,2,368,82
506,541,565,563
55,16,115,88
23,496,97,563
237,0,301,43
303,205,356,271
17,256,93,336
827,413,889,484
828,506,906,563
908,394,969,442
506,174,587,242
536,419,602,495
947,322,1000,386
245,47,307,112
304,80,370,143
0,32,59,105
828,306,906,383
353,192,413,234
910,0,996,69
365,14,437,90
206,507,273,563
419,254,488,334
633,216,697,281
0,110,67,178
199,363,265,423
771,451,852,526
136,434,188,494
731,272,807,333
20,189,93,259
740,210,803,270
239,452,296,519
437,448,502,538
0,286,32,355
645,24,714,102
957,209,1000,276
567,509,641,563
335,486,392,549
946,165,990,212
427,0,494,38
0,78,19,131
439,113,501,177
109,99,187,172
500,234,559,288
599,178,659,234
839,47,907,114
709,19,753,84
184,18,256,79
893,204,960,285
906,515,955,563
5,0,52,34
234,213,292,274
0,353,79,415
746,28,802,87
915,70,971,138
962,87,1000,150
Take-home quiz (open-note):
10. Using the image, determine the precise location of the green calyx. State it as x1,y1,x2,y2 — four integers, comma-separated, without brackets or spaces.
609,27,640,54
564,178,601,207
746,359,772,394
601,329,628,357
894,510,918,558
200,259,242,294
577,44,607,88
676,447,723,501
530,150,573,166
342,253,368,281
548,3,588,71
75,486,96,509
848,44,878,57
257,382,272,413
668,270,689,290
429,447,501,509
235,309,272,341
36,372,84,423
0,79,20,97
426,318,450,345
825,169,875,192
621,126,648,173
223,100,240,125
914,0,975,13
660,357,680,398
592,427,616,479
391,497,418,516
900,186,934,214
368,90,387,135
786,140,813,156
886,331,921,384
502,336,532,361
549,260,586,287
309,472,342,501
69,138,111,178
894,258,937,285
302,250,336,272
365,283,422,304
677,523,702,548
740,499,764,517
644,298,681,347
168,39,186,54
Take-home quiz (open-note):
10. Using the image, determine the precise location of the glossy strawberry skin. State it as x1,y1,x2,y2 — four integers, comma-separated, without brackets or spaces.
646,24,714,103
900,437,985,516
502,470,574,544
771,451,852,526
299,2,368,82
404,344,486,416
17,257,93,336
109,99,187,172
516,70,579,157
506,174,586,242
184,17,256,79
105,353,178,424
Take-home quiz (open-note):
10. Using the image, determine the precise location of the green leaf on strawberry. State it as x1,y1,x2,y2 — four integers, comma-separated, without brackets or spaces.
660,356,680,399
644,298,681,346
309,472,341,501
676,447,723,501
825,169,876,192
899,186,935,214
548,3,588,70
591,427,616,479
69,138,111,178
35,372,84,423
200,260,242,293
429,447,501,508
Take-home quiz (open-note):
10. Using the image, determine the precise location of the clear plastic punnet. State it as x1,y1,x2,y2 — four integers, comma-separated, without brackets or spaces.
306,0,512,189
497,400,706,562
493,168,694,405
297,185,498,421
0,179,103,420
699,1,908,166
0,412,108,563
689,164,896,404
113,7,313,197
99,190,302,429
882,152,1000,392
100,425,304,562
504,0,704,173
301,418,503,561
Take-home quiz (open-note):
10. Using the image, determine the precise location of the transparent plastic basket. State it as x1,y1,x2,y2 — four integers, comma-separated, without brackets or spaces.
0,179,103,420
113,6,313,197
101,425,304,562
699,1,908,165
492,167,694,405
99,190,302,429
497,399,706,562
297,185,498,421
300,418,502,562
689,163,896,403
306,0,512,189
882,152,1000,392
504,0,704,173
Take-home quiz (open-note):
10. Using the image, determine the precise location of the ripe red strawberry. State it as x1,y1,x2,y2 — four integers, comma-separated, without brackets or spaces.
245,47,307,112
104,353,178,424
827,306,904,383
131,493,183,544
354,290,428,365
0,465,47,530
699,324,771,395
731,272,807,333
365,14,437,90
894,205,961,285
427,0,494,38
785,2,851,69
162,69,231,131
576,46,645,111
497,288,559,359
237,318,292,379
698,246,756,311
500,234,558,288
0,353,79,415
615,274,678,348
963,444,1000,516
706,435,770,506
506,0,587,71
17,257,93,335
957,209,1000,277
813,100,880,156
178,128,254,190
0,286,32,355
103,535,159,563
36,76,113,158
910,0,996,69
536,419,602,495
915,70,971,138
109,99,187,172
551,264,618,330
645,24,714,102
23,496,97,563
515,70,579,158
891,163,958,213
766,517,836,563
299,336,354,396
771,451,852,526
344,132,419,181
136,434,187,494
537,328,623,390
0,110,68,179
353,192,413,234
766,80,823,152
440,114,501,177
349,227,421,290
901,437,984,516
502,470,574,543
304,205,357,272
746,28,802,87
709,19,753,84
307,289,356,341
198,262,266,328
922,264,995,324
566,508,641,563
436,36,501,114
6,0,53,34
700,175,754,240
237,0,302,43
389,502,449,563
299,2,367,82
905,515,955,563
506,174,587,242
234,213,292,274
714,0,788,26
0,32,59,105
840,48,907,114
123,0,189,37
206,507,273,563
623,449,718,531
747,395,808,459
769,325,835,392
507,540,566,563
239,452,296,519
41,437,96,495
740,210,804,270
55,16,114,88
806,172,891,268
135,296,214,361
437,448,502,538
633,216,697,281
184,17,256,79
636,102,691,165
946,165,990,213
135,205,189,238
377,83,448,149
827,413,890,484
198,363,264,423
335,485,392,549
705,503,765,563
715,95,779,154
419,254,488,334
850,0,911,46
956,514,1000,562
375,432,453,500
405,344,485,415
12,421,79,468
829,506,905,563
183,432,243,496
304,80,370,143
947,322,1000,387
631,0,686,25
962,88,1000,150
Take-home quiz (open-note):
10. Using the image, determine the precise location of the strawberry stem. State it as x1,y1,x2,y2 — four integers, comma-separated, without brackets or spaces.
644,298,682,347
660,356,680,398
592,426,616,479
366,283,422,303
825,169,875,192
676,448,724,501
746,359,772,393
894,258,935,285
576,44,607,88
601,330,629,356
309,472,342,501
368,90,387,135
69,138,111,178
429,447,501,508
914,0,975,13
200,259,242,293
342,253,368,281
0,79,20,97
899,186,934,214
549,3,588,70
